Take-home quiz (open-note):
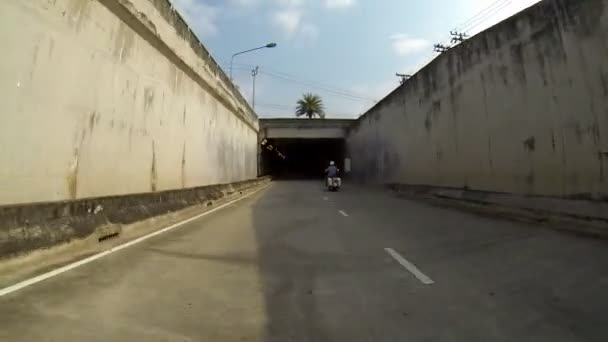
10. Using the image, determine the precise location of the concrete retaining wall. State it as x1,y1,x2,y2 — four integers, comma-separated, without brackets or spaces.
0,0,258,206
347,0,608,199
0,177,269,259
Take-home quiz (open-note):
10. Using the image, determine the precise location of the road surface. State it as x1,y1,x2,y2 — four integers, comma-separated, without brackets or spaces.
1,181,607,341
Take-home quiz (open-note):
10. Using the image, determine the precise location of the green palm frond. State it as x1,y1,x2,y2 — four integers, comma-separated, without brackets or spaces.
295,93,325,119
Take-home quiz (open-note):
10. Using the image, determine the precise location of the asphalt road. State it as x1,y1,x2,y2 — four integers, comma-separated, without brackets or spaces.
1,181,607,341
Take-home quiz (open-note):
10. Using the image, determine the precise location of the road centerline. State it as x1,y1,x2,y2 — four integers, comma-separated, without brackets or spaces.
384,248,434,285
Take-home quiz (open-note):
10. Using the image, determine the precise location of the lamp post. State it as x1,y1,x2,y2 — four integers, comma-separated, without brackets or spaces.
251,66,259,110
230,43,277,80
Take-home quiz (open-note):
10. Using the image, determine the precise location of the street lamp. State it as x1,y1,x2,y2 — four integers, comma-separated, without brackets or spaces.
251,66,259,110
230,43,277,80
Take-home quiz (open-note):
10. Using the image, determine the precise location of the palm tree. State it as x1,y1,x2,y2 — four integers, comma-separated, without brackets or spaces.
296,93,325,119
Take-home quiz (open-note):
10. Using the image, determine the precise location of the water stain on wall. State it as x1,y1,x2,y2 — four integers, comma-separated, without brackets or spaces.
66,147,80,199
488,137,494,169
143,87,155,112
48,38,55,60
510,43,527,83
112,22,136,62
150,141,157,192
526,170,535,186
523,136,536,152
66,0,91,32
88,111,97,132
600,72,608,96
66,129,86,199
556,0,605,37
29,43,40,82
181,143,187,188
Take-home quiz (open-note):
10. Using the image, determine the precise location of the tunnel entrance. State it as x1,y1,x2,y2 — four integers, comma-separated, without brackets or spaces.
261,138,345,179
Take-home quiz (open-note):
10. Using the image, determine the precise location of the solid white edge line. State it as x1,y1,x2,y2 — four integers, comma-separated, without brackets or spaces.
0,185,268,298
339,210,349,217
384,248,435,285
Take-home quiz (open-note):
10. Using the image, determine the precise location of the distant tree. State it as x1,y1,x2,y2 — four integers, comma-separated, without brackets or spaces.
296,93,325,119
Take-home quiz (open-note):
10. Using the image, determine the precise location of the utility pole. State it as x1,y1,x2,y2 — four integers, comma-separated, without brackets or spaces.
450,31,469,44
433,44,451,53
396,73,411,85
251,66,259,110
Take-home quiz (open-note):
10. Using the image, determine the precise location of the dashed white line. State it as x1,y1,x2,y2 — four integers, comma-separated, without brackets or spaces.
0,185,268,298
339,210,349,217
323,197,328,201
384,248,435,285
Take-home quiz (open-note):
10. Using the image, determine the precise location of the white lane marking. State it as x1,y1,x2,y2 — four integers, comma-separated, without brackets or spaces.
0,185,268,298
384,248,434,285
339,210,349,217
323,197,328,201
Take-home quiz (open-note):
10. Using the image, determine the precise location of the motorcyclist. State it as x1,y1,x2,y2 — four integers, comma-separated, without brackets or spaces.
325,161,341,188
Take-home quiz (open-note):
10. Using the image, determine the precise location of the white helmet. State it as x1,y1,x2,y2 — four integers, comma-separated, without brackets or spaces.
329,161,335,166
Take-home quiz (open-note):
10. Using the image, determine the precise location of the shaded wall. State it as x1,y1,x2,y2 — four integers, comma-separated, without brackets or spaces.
347,0,608,198
0,0,258,206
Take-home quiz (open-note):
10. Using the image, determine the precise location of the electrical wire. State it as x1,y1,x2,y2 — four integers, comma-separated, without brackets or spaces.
461,1,513,34
223,62,376,102
258,70,376,103
454,0,510,31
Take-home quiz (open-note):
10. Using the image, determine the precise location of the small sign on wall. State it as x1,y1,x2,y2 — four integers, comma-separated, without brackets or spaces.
344,158,351,173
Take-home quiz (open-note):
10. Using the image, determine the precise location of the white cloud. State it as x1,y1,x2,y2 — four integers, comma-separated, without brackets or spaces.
170,0,220,37
275,0,303,6
300,23,319,41
273,8,303,34
324,0,355,9
389,34,432,56
228,0,258,7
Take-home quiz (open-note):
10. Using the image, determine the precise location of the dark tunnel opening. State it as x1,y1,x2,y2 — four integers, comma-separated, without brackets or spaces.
261,139,346,179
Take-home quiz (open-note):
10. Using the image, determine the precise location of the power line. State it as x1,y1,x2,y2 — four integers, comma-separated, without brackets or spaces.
258,70,376,103
431,0,512,57
222,62,376,102
256,103,292,110
460,1,513,33
454,0,510,31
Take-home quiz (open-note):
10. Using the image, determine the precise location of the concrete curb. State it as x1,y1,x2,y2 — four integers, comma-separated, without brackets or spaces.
388,184,608,239
0,177,271,261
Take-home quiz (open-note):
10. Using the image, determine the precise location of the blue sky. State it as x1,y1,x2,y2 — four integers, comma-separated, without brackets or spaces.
171,0,542,118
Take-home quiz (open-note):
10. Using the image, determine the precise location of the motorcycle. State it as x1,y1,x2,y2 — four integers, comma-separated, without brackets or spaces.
326,176,342,192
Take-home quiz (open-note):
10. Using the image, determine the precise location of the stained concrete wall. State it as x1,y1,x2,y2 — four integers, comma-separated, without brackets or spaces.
348,0,608,198
260,119,355,139
0,0,259,206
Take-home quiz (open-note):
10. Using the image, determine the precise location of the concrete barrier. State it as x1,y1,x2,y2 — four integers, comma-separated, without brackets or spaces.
390,184,608,238
0,177,270,260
